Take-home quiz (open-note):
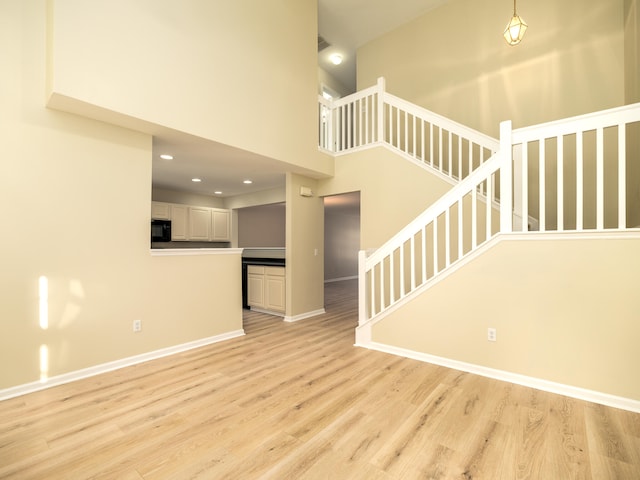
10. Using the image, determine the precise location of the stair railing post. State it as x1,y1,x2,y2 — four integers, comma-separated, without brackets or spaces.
499,120,513,233
377,77,385,144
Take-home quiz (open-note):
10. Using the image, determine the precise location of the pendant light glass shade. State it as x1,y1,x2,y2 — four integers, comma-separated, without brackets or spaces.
503,0,527,45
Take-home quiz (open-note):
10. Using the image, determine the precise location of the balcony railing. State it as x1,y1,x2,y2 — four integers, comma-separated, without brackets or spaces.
319,78,499,186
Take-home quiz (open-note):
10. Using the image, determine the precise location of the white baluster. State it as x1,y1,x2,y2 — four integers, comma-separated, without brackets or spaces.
557,135,564,231
539,138,546,231
576,131,583,231
618,124,626,229
596,127,604,230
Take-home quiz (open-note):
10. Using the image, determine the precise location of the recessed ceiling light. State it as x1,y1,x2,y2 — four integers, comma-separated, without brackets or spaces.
214,191,222,195
192,178,202,182
160,154,173,160
243,179,253,184
329,53,343,65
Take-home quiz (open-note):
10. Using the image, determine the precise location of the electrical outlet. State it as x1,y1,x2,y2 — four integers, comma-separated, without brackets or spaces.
487,327,497,342
133,319,142,333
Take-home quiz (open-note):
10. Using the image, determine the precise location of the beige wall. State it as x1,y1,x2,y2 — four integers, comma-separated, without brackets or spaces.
286,174,325,317
47,0,332,178
625,0,640,104
0,1,242,390
238,203,286,248
317,147,456,249
358,0,625,137
372,235,640,401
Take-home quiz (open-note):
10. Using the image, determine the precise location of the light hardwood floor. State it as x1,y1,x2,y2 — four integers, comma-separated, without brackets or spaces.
1,279,639,479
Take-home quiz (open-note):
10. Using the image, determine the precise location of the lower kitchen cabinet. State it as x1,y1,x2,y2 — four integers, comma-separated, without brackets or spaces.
247,265,285,314
247,266,266,308
264,267,285,312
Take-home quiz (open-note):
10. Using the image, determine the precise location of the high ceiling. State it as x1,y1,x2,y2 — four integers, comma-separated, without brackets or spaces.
152,1,449,200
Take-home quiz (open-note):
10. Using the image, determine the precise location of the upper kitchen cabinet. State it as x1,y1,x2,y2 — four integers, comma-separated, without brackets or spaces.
151,202,171,220
188,207,231,242
170,204,188,241
211,209,231,242
189,206,212,241
152,201,231,243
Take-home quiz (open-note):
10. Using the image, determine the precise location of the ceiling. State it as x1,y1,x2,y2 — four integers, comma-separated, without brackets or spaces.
152,0,448,201
152,132,288,198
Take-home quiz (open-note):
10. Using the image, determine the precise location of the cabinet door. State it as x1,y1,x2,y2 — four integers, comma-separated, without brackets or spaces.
247,267,265,308
170,204,188,240
211,209,231,241
189,207,211,240
265,267,285,312
151,202,171,220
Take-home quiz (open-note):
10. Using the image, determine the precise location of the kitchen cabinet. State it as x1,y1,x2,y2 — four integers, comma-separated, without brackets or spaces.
189,206,211,241
170,204,188,240
247,266,266,309
247,265,285,314
151,201,232,242
151,202,171,220
211,209,231,241
264,267,285,312
189,207,231,242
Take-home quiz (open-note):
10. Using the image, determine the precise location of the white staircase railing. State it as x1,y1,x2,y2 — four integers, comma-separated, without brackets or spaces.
355,102,640,327
319,78,499,184
357,145,507,325
511,103,640,232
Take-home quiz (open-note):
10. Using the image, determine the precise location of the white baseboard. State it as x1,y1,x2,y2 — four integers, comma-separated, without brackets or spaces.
249,307,285,317
0,329,245,401
284,308,326,323
357,340,640,414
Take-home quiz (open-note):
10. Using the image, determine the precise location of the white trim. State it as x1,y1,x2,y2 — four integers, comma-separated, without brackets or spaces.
358,341,640,414
248,307,285,318
503,229,640,241
284,308,326,323
150,248,243,257
325,275,358,283
0,329,245,401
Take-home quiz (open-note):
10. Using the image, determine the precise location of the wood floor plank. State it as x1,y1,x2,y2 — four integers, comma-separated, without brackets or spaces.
1,279,639,479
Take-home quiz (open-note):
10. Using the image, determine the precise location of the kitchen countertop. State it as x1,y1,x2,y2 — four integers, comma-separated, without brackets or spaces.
152,241,231,249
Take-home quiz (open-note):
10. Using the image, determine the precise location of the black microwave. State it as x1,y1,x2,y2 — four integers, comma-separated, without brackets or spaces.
151,219,171,242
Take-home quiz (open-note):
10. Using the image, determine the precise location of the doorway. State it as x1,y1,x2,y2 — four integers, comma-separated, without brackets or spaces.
323,191,361,283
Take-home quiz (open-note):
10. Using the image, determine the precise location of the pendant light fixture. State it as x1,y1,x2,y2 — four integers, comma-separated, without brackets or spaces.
503,0,527,45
